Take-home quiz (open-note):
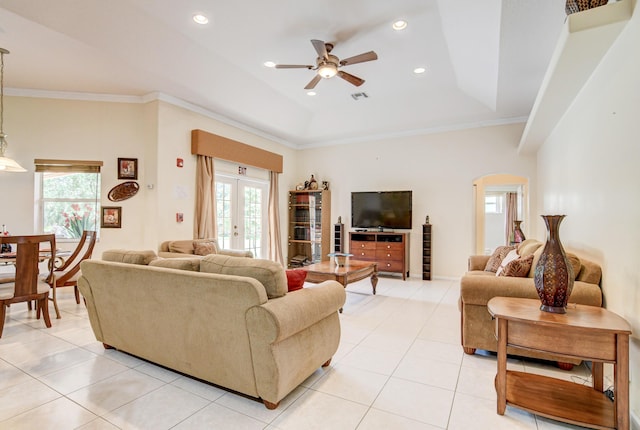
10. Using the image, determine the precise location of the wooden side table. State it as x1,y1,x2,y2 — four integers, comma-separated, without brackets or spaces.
488,297,632,430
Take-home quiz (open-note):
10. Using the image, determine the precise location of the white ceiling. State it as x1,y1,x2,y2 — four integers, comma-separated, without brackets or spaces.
0,0,567,148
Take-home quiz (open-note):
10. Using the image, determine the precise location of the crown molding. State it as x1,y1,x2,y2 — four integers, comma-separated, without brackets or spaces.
4,87,141,103
299,116,529,149
5,87,527,151
4,87,297,149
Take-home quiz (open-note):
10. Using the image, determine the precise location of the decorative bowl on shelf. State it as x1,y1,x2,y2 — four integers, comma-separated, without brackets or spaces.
327,252,353,267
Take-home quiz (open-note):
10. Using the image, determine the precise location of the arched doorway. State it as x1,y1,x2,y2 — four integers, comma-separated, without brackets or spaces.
473,174,529,255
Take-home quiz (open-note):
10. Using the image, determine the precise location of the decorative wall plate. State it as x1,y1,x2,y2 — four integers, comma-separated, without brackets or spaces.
108,181,139,202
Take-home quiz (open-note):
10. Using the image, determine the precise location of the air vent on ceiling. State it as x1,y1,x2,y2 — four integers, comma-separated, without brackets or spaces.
351,92,369,101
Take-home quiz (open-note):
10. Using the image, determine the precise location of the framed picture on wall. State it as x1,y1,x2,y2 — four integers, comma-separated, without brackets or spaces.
117,158,138,180
101,206,122,228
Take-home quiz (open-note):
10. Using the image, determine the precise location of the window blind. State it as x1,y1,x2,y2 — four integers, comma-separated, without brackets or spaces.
34,159,103,173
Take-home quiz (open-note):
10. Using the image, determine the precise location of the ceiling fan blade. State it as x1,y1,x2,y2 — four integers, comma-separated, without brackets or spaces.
304,74,323,90
340,51,378,66
338,71,365,87
311,39,329,60
275,64,314,69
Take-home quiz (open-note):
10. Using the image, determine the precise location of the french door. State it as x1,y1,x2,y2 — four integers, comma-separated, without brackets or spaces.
215,175,268,259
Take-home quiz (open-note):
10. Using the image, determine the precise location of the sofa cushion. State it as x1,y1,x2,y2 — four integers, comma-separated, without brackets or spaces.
496,249,519,276
285,269,307,292
577,258,602,285
498,254,534,277
517,239,542,257
565,253,582,280
168,240,196,255
149,257,201,271
200,254,288,299
484,245,515,272
528,246,544,278
102,249,158,265
194,241,218,256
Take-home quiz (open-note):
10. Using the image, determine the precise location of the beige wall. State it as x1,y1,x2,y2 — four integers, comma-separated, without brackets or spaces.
536,4,640,420
0,96,296,257
0,96,155,254
294,123,537,278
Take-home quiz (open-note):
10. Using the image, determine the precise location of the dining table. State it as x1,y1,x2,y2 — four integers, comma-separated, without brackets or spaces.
0,248,72,270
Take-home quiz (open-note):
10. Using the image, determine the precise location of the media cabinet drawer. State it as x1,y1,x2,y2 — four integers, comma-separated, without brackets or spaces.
378,242,404,252
351,241,376,250
376,249,403,261
354,249,376,259
379,260,404,272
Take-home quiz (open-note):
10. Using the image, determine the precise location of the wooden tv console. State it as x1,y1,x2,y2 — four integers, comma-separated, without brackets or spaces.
349,232,409,280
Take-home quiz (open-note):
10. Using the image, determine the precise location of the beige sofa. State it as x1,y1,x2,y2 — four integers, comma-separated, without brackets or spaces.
459,240,603,366
78,250,345,409
158,238,254,258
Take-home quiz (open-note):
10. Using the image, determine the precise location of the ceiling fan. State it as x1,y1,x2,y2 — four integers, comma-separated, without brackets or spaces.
275,39,378,90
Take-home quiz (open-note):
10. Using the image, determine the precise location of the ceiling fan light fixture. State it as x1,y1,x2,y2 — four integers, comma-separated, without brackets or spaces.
306,91,316,96
413,67,426,74
318,63,338,79
263,61,276,68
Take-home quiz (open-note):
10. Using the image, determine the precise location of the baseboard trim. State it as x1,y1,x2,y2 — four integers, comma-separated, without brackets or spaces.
631,410,639,430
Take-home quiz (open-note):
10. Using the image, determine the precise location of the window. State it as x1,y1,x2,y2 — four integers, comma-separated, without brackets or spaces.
34,159,103,240
485,194,504,214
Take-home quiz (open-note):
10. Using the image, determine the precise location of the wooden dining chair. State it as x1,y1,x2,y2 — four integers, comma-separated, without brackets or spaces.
45,230,97,319
0,234,55,338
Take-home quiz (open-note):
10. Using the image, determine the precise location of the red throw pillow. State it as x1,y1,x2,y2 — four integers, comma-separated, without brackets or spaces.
285,269,307,292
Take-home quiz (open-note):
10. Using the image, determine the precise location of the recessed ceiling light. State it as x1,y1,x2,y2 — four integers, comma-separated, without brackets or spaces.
307,91,316,96
264,61,276,68
193,14,209,25
392,20,408,31
413,67,426,74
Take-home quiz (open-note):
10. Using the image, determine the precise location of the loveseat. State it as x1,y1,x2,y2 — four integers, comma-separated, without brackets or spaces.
158,238,253,258
459,239,603,366
78,250,345,409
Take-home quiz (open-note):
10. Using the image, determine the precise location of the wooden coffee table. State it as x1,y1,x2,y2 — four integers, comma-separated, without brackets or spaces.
303,260,378,297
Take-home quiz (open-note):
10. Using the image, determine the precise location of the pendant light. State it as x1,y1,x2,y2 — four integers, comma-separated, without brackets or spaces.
0,48,26,172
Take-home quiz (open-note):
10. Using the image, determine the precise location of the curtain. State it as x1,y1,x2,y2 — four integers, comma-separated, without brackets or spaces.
505,192,517,245
268,171,284,265
194,155,216,239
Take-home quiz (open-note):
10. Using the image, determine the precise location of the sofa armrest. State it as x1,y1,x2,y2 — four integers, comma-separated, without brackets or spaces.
468,255,490,271
246,281,345,343
460,275,539,306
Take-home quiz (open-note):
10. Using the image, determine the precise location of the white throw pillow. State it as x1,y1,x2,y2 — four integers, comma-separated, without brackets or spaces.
496,249,519,276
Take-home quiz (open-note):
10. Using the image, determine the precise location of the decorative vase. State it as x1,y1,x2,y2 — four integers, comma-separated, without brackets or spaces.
308,175,318,190
534,215,574,313
513,220,526,244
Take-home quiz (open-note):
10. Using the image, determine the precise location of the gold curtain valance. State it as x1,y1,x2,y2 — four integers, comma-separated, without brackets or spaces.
191,129,283,173
34,159,103,173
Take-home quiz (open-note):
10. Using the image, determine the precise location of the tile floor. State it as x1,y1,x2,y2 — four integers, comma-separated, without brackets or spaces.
0,276,602,429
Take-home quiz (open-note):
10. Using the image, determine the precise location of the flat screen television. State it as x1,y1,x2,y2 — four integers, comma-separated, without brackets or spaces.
351,191,412,230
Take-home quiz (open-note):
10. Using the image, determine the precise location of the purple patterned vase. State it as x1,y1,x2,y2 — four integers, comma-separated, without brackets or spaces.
513,220,526,244
534,215,574,313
